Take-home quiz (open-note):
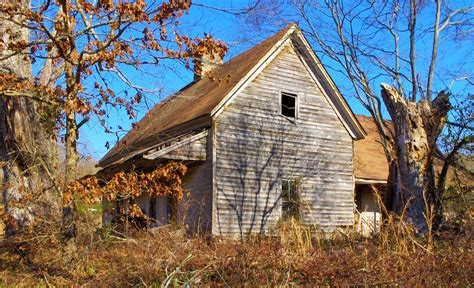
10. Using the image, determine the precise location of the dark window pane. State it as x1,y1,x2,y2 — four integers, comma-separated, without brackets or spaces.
149,197,156,219
281,93,296,118
282,179,289,193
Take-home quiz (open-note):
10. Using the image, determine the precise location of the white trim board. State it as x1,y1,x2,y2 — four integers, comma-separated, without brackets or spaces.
144,130,208,160
355,178,387,185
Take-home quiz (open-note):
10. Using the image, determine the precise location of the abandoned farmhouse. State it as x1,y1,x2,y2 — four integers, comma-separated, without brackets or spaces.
98,24,389,237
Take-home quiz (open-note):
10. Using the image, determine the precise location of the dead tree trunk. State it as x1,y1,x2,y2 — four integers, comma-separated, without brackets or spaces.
0,0,59,235
381,84,450,233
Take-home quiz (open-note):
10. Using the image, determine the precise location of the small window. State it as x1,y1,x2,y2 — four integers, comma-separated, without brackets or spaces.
149,196,156,219
280,92,298,119
281,179,300,219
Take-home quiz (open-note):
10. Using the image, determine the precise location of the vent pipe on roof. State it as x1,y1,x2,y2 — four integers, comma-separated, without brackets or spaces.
193,51,223,81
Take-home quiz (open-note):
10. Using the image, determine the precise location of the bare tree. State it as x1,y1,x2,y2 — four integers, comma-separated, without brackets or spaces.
241,0,473,232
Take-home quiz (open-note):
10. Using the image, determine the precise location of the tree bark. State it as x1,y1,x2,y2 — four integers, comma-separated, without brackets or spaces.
61,106,78,247
383,160,398,214
381,84,450,233
0,0,59,235
55,0,80,260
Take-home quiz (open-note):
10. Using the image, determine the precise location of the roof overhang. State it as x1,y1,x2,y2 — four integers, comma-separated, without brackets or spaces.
99,114,211,169
144,130,208,161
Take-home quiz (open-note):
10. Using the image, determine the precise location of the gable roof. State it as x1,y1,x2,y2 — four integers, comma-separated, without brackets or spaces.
99,24,365,169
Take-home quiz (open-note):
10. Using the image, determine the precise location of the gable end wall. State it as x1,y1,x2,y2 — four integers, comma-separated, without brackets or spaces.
213,43,354,237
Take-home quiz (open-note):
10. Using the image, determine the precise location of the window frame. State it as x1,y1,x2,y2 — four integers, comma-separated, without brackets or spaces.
281,178,301,219
279,91,299,122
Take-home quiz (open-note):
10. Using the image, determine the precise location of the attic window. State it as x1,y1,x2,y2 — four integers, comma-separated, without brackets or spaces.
280,92,298,119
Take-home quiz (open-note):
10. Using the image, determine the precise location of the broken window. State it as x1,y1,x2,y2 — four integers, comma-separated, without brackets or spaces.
280,92,298,119
281,179,300,219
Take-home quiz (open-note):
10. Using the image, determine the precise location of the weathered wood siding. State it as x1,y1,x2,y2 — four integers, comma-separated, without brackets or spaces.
214,43,354,237
162,136,206,161
179,130,213,232
145,131,208,161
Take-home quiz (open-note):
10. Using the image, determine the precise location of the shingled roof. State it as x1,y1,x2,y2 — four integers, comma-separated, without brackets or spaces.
99,24,366,168
354,115,390,182
99,25,296,168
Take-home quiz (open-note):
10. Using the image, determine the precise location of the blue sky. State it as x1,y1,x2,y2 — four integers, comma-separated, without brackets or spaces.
79,0,367,159
78,0,473,160
79,1,256,158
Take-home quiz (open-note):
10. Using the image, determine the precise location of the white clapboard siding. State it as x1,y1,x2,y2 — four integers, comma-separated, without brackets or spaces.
214,43,354,237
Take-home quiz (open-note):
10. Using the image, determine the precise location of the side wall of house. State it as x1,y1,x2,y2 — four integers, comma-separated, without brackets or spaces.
213,43,354,237
179,131,213,232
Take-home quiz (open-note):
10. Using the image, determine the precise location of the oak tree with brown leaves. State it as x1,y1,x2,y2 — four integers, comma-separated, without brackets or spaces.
0,0,227,250
67,161,187,231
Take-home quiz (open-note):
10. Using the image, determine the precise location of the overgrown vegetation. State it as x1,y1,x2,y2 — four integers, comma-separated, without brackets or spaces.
1,1,472,286
1,169,472,286
0,213,472,286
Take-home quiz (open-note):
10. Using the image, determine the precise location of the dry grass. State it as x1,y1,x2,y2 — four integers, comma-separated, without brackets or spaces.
0,216,472,287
